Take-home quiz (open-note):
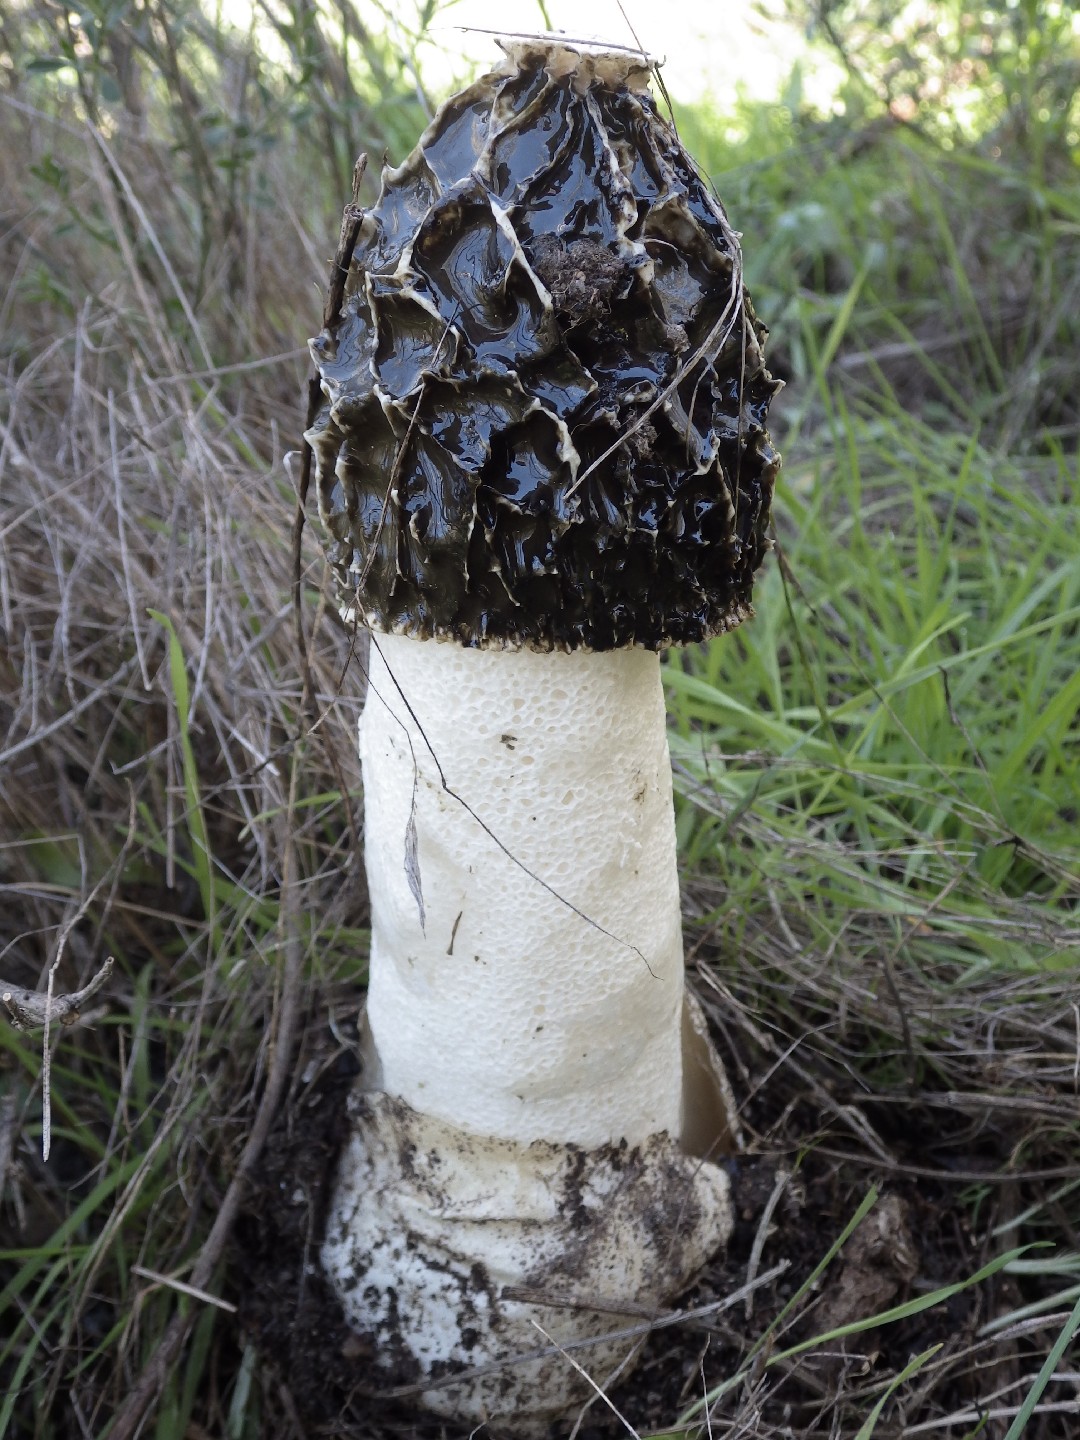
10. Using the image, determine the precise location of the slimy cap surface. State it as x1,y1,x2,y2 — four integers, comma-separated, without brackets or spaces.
308,38,781,650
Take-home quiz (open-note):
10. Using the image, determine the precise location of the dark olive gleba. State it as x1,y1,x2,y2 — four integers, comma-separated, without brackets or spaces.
308,40,780,653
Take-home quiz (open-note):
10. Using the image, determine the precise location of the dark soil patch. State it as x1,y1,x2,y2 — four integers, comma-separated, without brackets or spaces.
234,1032,363,1428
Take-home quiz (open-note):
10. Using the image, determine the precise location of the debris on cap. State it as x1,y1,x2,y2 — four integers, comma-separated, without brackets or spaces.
308,38,782,651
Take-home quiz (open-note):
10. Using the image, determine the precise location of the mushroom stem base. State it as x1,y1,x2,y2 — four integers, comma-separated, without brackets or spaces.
321,1086,733,1432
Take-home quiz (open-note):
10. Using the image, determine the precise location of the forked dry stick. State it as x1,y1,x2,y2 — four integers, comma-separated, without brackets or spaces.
0,957,114,1031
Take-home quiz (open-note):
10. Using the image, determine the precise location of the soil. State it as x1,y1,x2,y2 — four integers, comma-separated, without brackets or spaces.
528,236,632,327
234,1019,1076,1439
234,1035,363,1428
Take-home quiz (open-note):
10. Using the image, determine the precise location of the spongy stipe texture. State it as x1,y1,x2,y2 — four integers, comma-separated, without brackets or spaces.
359,634,685,1146
309,40,781,652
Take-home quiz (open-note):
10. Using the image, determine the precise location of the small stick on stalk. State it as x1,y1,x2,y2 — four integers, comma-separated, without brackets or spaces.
292,152,368,718
289,152,368,853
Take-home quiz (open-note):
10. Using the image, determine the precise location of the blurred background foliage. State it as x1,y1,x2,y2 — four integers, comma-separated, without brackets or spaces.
1,1,1079,1436
5,0,1078,432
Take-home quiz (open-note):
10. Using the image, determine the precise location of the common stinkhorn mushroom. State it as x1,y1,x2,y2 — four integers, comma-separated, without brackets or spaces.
306,37,780,1431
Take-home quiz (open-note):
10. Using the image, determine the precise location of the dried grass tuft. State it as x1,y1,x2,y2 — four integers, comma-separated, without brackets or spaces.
1,90,368,1436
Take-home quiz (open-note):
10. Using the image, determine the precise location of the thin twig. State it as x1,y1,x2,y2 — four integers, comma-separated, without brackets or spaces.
1,957,115,1032
377,1263,789,1399
130,1265,238,1314
291,152,367,847
530,1316,642,1440
745,1166,789,1322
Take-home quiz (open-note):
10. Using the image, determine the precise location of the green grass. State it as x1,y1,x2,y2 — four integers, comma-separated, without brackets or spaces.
668,385,1079,914
1,1,1078,1435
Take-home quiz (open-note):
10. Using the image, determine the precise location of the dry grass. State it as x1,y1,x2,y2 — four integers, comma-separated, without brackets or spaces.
0,89,370,1436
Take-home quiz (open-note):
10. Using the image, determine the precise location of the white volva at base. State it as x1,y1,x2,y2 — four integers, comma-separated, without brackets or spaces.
323,633,734,1429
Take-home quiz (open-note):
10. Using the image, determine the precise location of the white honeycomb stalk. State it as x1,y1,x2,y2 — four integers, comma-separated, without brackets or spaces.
360,634,685,1146
322,634,734,1430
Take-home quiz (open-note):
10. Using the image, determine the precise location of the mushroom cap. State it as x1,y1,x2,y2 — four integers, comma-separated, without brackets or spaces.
308,38,781,651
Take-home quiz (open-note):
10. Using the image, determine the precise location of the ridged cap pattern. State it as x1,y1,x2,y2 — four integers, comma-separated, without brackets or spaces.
307,40,781,650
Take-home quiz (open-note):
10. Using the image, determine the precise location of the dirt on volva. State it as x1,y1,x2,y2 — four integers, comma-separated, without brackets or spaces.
234,1006,1072,1440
